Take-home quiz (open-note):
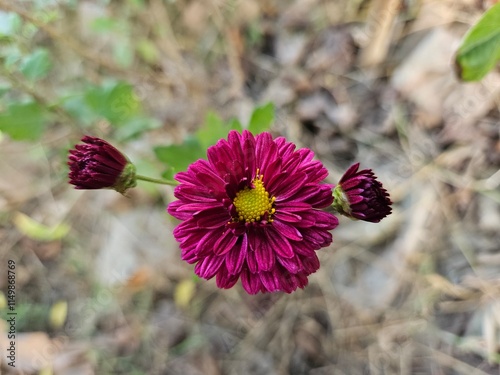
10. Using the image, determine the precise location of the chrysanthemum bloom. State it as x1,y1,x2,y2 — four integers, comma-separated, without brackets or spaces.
68,136,136,194
332,163,392,223
168,130,338,294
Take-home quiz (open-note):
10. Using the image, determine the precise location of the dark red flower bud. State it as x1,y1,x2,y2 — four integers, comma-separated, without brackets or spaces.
68,136,136,194
332,163,392,223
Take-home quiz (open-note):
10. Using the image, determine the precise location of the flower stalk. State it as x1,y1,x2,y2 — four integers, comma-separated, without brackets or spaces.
135,175,178,186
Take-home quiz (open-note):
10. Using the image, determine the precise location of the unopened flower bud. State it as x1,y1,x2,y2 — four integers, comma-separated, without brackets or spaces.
68,136,136,194
332,163,392,223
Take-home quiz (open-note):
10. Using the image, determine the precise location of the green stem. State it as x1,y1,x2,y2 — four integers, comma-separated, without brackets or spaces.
136,174,178,186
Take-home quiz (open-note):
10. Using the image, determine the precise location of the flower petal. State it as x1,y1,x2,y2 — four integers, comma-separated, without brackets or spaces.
272,219,303,241
254,236,275,271
266,229,294,259
215,268,240,289
226,234,248,275
212,229,239,255
278,255,302,274
194,207,230,229
259,270,280,292
241,268,262,294
194,254,224,279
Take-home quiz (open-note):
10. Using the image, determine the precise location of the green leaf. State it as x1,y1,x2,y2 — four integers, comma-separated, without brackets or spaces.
20,48,52,81
0,13,21,37
154,137,206,173
456,3,500,81
0,102,48,141
248,102,274,134
196,111,227,149
161,167,175,182
84,81,141,124
61,94,98,126
13,212,70,242
228,118,243,132
136,39,160,64
90,17,120,32
114,116,161,140
196,112,245,149
2,45,22,69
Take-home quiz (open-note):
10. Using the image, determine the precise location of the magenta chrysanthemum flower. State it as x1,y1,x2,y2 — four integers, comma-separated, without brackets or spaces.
168,130,338,294
68,136,136,194
333,163,392,223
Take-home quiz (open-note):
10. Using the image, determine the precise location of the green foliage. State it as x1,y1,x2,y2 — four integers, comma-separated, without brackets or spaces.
90,17,121,32
2,45,23,70
196,111,228,149
136,39,160,64
84,81,140,123
0,12,21,38
13,212,70,242
20,48,53,81
0,102,49,141
0,303,49,332
0,8,152,142
89,17,135,68
228,118,243,132
154,103,274,175
455,3,500,81
61,81,160,139
154,137,206,177
248,102,275,134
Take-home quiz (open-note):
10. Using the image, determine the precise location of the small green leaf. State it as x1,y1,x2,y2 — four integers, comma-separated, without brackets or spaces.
196,111,227,149
248,102,274,134
455,3,500,81
114,116,161,140
154,137,206,173
84,81,141,124
2,45,22,69
0,13,21,37
13,212,70,242
61,94,98,126
20,48,52,81
161,167,175,182
228,118,243,132
36,9,60,24
136,39,160,64
128,0,146,9
0,102,48,141
90,17,120,32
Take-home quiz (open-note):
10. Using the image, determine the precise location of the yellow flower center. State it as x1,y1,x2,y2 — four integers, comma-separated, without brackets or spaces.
233,170,276,223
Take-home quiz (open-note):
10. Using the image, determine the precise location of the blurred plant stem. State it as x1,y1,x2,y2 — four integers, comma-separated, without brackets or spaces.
136,175,178,186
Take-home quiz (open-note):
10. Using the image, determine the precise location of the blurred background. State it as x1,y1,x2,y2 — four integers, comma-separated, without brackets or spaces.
1,0,500,374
